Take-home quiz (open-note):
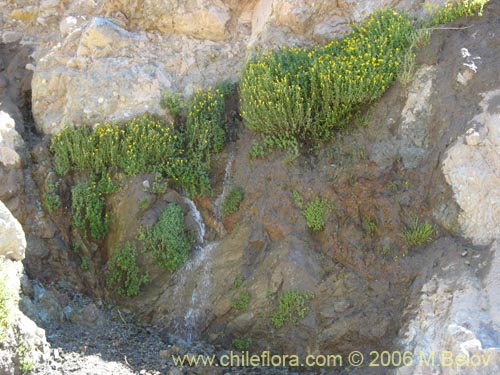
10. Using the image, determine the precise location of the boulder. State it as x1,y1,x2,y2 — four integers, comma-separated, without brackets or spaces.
0,200,26,261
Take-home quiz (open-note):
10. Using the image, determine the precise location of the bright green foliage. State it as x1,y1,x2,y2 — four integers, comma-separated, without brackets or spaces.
272,290,313,329
231,290,250,309
42,180,62,214
426,0,489,26
233,337,252,351
18,341,35,374
222,187,244,216
249,141,266,159
106,242,150,297
0,261,19,343
303,197,332,231
160,90,185,117
241,10,415,151
292,190,304,209
80,256,91,271
181,88,227,196
363,216,378,236
139,203,193,271
403,218,435,247
71,174,117,239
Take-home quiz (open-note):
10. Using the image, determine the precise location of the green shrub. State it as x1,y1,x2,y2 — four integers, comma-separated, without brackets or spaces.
272,290,313,329
42,180,62,214
80,256,90,271
231,290,250,309
403,218,435,247
71,174,117,239
241,10,415,151
0,260,19,343
139,203,193,271
362,216,378,236
106,242,150,297
426,0,488,26
249,141,266,159
18,341,35,374
303,197,332,231
232,275,244,289
292,190,304,209
233,337,252,351
222,187,244,216
160,90,185,117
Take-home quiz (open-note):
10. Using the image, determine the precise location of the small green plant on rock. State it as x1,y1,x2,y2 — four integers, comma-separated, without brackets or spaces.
0,260,19,343
42,180,62,214
139,203,193,271
18,340,35,374
362,216,378,237
403,218,435,247
425,0,488,27
303,197,332,231
80,256,90,271
106,242,150,297
231,290,250,310
233,337,252,351
272,290,313,329
160,90,185,118
292,190,304,209
249,141,266,159
222,187,244,217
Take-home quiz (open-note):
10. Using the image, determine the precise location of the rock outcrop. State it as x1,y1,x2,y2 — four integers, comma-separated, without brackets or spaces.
394,3,500,373
0,201,49,375
0,0,429,134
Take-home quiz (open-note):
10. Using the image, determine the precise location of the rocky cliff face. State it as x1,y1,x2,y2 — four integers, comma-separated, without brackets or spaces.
2,0,444,135
1,0,499,374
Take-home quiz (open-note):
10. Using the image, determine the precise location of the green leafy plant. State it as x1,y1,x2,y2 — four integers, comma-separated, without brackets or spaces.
160,90,185,117
42,180,62,214
362,216,378,236
18,340,35,374
71,174,117,239
0,260,19,343
80,256,91,271
272,290,314,329
139,197,152,210
232,275,244,289
291,190,304,209
249,141,266,159
106,242,150,297
303,197,332,231
426,0,488,26
231,290,250,310
139,203,193,271
403,218,435,247
241,10,415,152
233,337,252,351
222,187,244,216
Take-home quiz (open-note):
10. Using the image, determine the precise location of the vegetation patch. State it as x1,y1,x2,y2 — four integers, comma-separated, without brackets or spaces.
425,0,488,26
241,10,415,151
403,218,435,247
231,290,250,310
106,242,150,297
42,180,62,214
272,290,313,329
303,197,333,231
233,337,252,351
0,261,19,343
222,187,244,217
50,84,232,239
139,203,193,272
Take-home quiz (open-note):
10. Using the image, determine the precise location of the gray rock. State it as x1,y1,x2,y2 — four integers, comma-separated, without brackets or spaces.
0,200,26,261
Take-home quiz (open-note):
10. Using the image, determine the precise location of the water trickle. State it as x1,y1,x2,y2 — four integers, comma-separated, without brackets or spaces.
172,151,235,342
182,197,205,243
